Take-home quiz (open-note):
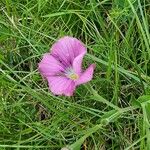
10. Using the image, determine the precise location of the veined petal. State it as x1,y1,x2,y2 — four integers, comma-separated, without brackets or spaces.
63,81,76,96
73,52,86,75
75,64,95,86
38,53,65,78
51,36,86,66
47,76,76,96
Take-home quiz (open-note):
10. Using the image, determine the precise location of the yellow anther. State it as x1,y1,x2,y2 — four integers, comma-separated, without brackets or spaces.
69,73,79,80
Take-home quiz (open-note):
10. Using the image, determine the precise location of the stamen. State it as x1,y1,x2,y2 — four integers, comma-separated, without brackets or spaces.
69,73,79,80
65,67,79,80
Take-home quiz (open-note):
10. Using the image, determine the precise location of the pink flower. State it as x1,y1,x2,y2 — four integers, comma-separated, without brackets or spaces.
38,36,95,96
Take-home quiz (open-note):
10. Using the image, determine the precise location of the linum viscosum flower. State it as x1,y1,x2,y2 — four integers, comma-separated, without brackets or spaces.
38,36,95,96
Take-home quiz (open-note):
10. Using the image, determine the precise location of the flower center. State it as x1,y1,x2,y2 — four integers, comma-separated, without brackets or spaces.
65,67,79,80
68,73,79,80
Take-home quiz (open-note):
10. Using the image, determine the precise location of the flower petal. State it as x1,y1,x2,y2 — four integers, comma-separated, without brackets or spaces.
38,53,65,78
75,64,95,86
51,36,86,66
47,76,76,96
63,81,76,96
73,52,86,75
